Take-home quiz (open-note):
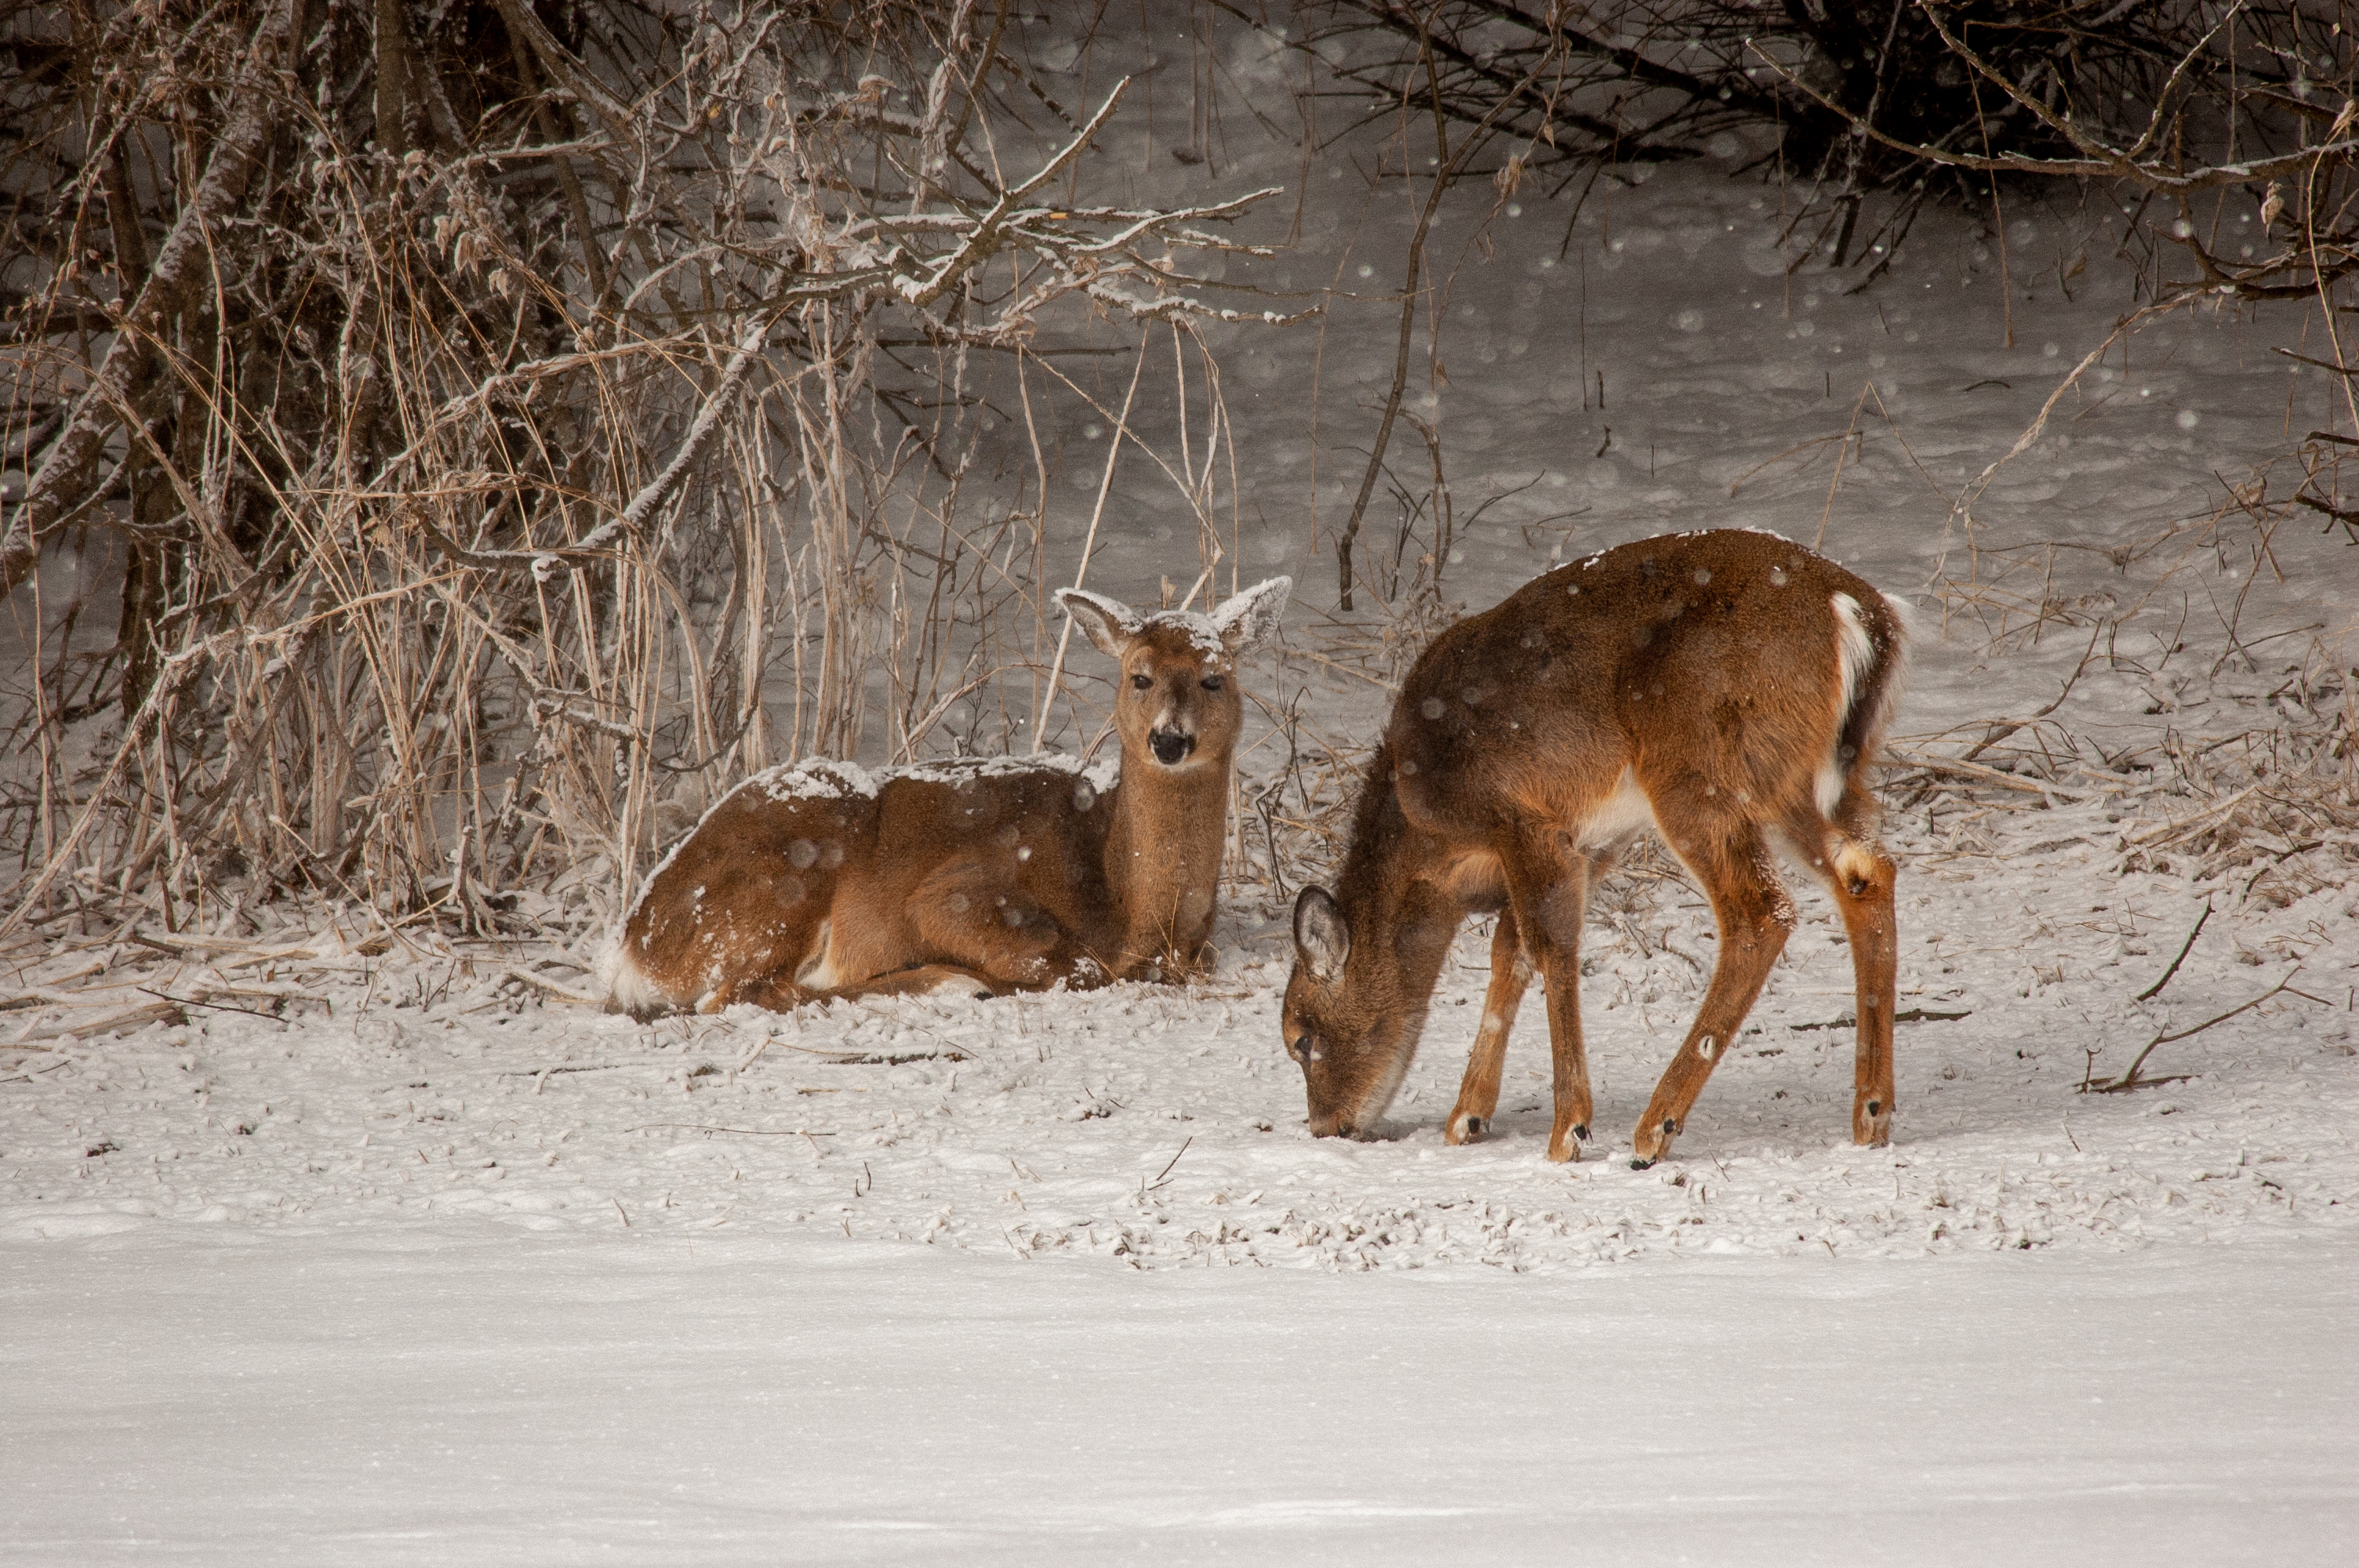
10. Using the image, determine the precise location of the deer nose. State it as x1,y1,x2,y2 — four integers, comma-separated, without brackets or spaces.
1150,728,1194,766
1308,1110,1344,1138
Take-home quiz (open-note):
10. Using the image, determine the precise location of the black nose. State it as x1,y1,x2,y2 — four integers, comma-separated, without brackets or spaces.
1150,729,1194,765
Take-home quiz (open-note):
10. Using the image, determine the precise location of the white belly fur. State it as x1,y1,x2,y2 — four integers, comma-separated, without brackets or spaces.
1579,767,1658,850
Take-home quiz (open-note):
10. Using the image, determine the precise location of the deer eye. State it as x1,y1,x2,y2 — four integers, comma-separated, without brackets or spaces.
1200,674,1224,691
1130,673,1153,690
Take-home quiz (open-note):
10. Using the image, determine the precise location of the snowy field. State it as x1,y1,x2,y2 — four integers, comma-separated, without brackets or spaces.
6,16,2358,1564
9,1229,2353,1563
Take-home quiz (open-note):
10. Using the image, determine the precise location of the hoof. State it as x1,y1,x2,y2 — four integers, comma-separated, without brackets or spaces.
1854,1094,1892,1148
1630,1114,1681,1167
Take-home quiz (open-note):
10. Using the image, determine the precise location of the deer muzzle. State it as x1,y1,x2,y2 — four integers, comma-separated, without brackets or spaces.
1149,728,1195,766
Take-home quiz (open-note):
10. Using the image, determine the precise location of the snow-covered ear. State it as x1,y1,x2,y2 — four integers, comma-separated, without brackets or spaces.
1211,576,1291,657
1292,884,1349,982
1056,588,1144,659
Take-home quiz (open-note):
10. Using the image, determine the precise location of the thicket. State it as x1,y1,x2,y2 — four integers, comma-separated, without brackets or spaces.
1,0,1285,938
3,1,2352,945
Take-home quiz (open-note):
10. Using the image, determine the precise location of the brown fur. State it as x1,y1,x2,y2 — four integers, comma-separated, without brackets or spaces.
1281,531,1906,1166
608,579,1289,1016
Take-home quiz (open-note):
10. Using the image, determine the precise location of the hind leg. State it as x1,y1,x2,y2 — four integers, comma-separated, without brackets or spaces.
723,871,1109,1010
1794,800,1899,1146
718,960,1003,1012
888,860,1115,994
1630,823,1795,1168
1445,910,1533,1145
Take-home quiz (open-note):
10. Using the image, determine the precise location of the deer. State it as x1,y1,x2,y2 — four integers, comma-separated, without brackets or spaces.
1280,529,1907,1167
605,577,1290,1018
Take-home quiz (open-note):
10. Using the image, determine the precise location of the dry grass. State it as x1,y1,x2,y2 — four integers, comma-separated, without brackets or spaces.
1892,451,2357,913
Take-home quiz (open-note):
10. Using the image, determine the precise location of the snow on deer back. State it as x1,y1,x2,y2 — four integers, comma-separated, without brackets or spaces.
605,577,1290,1017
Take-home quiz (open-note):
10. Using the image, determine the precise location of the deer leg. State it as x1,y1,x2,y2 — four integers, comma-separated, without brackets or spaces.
720,975,819,1012
1630,826,1794,1168
1812,821,1900,1147
893,864,1114,995
711,912,1002,1011
1502,854,1595,1164
1445,909,1532,1145
815,965,1005,1004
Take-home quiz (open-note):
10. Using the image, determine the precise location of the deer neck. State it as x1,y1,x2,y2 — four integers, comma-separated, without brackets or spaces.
1331,753,1454,1063
1103,751,1231,977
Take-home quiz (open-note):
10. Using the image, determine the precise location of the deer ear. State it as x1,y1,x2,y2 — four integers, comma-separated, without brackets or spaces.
1292,885,1350,982
1056,588,1143,659
1211,577,1291,657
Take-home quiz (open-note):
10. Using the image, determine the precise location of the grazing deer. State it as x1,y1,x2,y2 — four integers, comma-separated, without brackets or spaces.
1281,530,1906,1167
605,577,1290,1016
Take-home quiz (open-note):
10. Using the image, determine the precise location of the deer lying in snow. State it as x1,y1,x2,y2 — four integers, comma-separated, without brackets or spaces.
1280,530,1907,1167
606,577,1290,1017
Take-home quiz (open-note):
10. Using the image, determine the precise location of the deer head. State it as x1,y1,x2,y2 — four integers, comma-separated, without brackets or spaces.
1281,879,1458,1138
1056,578,1290,771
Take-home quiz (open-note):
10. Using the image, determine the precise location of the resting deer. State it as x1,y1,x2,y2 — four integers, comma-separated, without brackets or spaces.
605,577,1290,1017
1281,530,1906,1167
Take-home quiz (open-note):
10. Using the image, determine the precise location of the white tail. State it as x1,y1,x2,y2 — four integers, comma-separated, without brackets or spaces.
1281,530,1906,1165
606,578,1290,1015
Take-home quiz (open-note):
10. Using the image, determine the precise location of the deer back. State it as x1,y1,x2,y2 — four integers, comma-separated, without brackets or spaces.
1387,532,1903,851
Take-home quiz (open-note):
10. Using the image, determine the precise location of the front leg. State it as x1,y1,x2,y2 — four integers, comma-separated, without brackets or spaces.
1502,846,1596,1164
1445,910,1533,1145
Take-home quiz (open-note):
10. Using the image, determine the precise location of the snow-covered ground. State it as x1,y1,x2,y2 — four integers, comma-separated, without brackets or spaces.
5,16,2357,1563
9,1227,2352,1563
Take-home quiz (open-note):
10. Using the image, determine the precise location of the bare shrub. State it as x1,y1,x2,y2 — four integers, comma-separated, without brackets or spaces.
0,2,1291,941
1247,4,2341,278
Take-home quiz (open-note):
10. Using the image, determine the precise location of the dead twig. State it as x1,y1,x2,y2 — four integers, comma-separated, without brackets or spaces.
500,967,606,1006
2132,898,2212,1004
2085,971,2327,1094
1143,1134,1194,1199
5,999,187,1045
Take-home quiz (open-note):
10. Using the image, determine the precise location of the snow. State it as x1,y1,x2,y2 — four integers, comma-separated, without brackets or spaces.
5,1229,2353,1562
748,759,881,804
887,750,1121,794
8,16,2358,1559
